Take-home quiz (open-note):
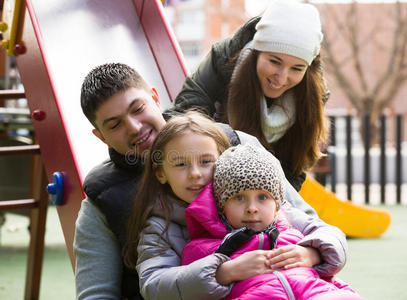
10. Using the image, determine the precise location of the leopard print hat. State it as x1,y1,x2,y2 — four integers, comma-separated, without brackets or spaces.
213,144,286,211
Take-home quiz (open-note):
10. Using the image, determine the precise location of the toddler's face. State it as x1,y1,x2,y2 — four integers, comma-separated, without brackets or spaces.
223,189,277,232
155,132,219,204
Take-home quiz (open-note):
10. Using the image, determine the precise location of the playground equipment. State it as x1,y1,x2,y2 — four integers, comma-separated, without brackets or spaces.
300,177,391,238
1,0,186,298
0,91,48,300
10,0,186,264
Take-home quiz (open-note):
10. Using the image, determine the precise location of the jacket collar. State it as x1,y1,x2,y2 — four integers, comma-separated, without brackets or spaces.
108,147,144,172
151,195,187,227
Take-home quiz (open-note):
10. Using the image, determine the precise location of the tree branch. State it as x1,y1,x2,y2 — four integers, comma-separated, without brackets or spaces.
347,2,369,93
321,3,362,111
371,2,405,97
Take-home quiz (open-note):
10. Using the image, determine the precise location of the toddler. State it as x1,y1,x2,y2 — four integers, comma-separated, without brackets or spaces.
182,144,363,300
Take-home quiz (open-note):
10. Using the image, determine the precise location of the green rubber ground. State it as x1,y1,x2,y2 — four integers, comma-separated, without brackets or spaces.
0,205,406,299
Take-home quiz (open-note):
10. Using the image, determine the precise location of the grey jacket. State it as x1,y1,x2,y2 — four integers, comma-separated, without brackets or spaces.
74,198,123,299
137,190,347,300
73,129,271,299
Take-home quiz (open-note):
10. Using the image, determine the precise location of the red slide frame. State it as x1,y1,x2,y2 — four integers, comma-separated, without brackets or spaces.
16,0,187,267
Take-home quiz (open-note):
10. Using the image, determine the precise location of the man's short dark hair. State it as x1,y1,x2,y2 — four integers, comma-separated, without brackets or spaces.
80,63,150,126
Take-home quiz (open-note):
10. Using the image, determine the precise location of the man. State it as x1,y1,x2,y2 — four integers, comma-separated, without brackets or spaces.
74,63,344,299
75,63,163,299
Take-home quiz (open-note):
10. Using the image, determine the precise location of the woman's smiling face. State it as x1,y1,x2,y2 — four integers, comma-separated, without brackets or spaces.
256,51,308,98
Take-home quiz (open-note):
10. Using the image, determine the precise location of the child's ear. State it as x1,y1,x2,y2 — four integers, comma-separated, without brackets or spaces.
155,167,167,184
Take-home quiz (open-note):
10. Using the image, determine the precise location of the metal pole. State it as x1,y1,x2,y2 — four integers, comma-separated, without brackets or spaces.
396,115,402,204
329,116,336,193
380,115,386,204
364,114,370,204
346,115,352,200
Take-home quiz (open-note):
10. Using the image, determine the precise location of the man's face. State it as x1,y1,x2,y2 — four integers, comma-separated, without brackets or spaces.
93,87,166,156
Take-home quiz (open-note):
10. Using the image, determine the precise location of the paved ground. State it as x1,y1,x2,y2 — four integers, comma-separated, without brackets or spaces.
338,205,407,299
1,204,406,299
0,207,74,300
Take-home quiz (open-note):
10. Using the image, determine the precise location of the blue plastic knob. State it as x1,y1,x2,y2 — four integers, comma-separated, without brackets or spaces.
46,172,64,205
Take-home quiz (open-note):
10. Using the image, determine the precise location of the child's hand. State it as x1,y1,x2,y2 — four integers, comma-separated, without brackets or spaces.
265,245,321,270
216,250,274,285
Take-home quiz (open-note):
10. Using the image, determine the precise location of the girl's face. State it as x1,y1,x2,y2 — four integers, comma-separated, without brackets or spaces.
155,132,220,204
256,52,308,99
223,190,277,232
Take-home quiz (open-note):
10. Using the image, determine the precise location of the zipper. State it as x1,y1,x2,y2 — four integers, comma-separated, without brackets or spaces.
257,233,264,249
274,270,296,300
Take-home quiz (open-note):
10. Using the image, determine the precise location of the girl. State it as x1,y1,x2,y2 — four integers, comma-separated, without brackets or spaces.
124,111,347,300
169,0,328,191
182,144,362,299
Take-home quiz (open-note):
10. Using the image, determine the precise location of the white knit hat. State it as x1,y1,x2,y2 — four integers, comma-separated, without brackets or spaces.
213,144,286,211
252,0,323,65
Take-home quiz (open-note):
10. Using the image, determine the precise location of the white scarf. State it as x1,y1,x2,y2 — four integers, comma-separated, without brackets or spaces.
261,90,296,144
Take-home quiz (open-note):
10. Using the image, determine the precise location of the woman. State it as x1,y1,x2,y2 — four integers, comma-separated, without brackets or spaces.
169,0,329,191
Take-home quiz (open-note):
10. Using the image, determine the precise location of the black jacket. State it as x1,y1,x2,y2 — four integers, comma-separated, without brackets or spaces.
83,148,143,299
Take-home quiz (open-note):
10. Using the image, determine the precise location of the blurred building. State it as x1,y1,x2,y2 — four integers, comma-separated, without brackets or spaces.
164,0,407,119
164,0,246,70
317,3,407,117
163,0,406,185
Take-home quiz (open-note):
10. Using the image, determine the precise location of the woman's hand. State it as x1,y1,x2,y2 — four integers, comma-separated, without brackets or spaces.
215,246,321,285
265,245,321,270
216,250,274,285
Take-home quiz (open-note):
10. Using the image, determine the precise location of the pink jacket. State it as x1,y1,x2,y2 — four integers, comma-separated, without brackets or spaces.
182,182,363,300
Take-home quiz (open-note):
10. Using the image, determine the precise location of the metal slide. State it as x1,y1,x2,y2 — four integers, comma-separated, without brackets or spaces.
14,0,187,266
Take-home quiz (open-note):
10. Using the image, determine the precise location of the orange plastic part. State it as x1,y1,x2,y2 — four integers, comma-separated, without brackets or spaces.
299,177,391,238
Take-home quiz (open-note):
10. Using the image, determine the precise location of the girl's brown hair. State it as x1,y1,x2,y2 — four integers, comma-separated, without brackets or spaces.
123,111,230,268
225,50,327,176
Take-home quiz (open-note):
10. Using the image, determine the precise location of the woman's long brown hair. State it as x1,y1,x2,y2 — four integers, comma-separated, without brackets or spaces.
123,111,230,269
226,50,327,175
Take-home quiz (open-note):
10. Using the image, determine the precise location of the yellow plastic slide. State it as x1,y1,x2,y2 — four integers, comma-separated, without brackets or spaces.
299,177,391,238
